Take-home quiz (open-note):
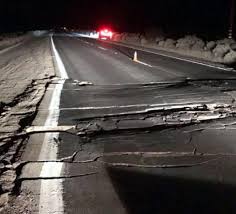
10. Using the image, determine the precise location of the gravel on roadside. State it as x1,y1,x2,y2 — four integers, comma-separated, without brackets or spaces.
0,35,55,211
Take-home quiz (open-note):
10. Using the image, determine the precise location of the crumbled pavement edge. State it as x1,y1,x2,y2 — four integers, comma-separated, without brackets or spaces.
0,36,56,212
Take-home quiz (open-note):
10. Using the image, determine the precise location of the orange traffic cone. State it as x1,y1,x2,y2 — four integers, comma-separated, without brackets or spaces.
133,51,138,62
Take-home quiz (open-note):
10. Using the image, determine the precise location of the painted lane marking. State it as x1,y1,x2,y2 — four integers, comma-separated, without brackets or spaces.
133,59,152,67
141,49,232,71
54,103,212,119
38,35,68,214
78,38,94,46
98,46,107,51
51,35,68,79
54,101,213,111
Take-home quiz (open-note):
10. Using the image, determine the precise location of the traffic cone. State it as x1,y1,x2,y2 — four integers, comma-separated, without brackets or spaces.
133,51,138,62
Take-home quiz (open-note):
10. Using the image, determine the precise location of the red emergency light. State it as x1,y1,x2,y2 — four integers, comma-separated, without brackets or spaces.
98,28,113,40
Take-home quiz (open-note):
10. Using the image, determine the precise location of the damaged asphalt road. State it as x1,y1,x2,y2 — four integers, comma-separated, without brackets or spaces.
4,35,236,213
59,80,236,214
19,78,236,214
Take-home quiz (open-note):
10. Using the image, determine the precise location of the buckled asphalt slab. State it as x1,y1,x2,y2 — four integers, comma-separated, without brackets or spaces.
18,34,236,214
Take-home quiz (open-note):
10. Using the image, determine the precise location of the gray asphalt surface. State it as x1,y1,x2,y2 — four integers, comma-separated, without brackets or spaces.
78,36,236,80
25,35,236,214
54,36,177,84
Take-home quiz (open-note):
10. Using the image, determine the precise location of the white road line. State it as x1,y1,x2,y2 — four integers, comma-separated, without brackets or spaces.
78,39,91,46
38,35,68,214
55,101,211,111
98,46,107,51
148,50,231,71
57,103,208,117
79,38,108,51
51,36,68,79
133,59,152,67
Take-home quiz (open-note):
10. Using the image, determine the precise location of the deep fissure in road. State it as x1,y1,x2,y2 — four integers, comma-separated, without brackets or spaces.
7,74,236,212
52,79,236,214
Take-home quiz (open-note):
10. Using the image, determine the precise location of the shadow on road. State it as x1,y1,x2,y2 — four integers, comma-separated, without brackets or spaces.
107,166,236,214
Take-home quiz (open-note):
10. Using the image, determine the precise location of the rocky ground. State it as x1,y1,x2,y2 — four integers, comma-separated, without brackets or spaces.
112,33,236,65
0,35,55,212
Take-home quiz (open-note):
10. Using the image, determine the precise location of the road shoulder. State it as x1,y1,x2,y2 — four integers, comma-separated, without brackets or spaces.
0,35,56,212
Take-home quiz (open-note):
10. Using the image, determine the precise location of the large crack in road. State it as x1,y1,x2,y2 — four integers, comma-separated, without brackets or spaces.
15,80,236,175
58,79,236,214
4,76,236,213
5,34,235,213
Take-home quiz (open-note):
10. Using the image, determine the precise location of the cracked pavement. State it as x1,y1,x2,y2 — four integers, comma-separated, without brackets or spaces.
3,34,236,213
21,79,236,214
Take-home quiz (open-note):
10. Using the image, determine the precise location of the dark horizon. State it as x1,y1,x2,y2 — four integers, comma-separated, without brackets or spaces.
0,0,235,39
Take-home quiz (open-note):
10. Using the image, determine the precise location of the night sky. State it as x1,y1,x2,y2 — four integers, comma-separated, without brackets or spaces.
0,0,234,39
